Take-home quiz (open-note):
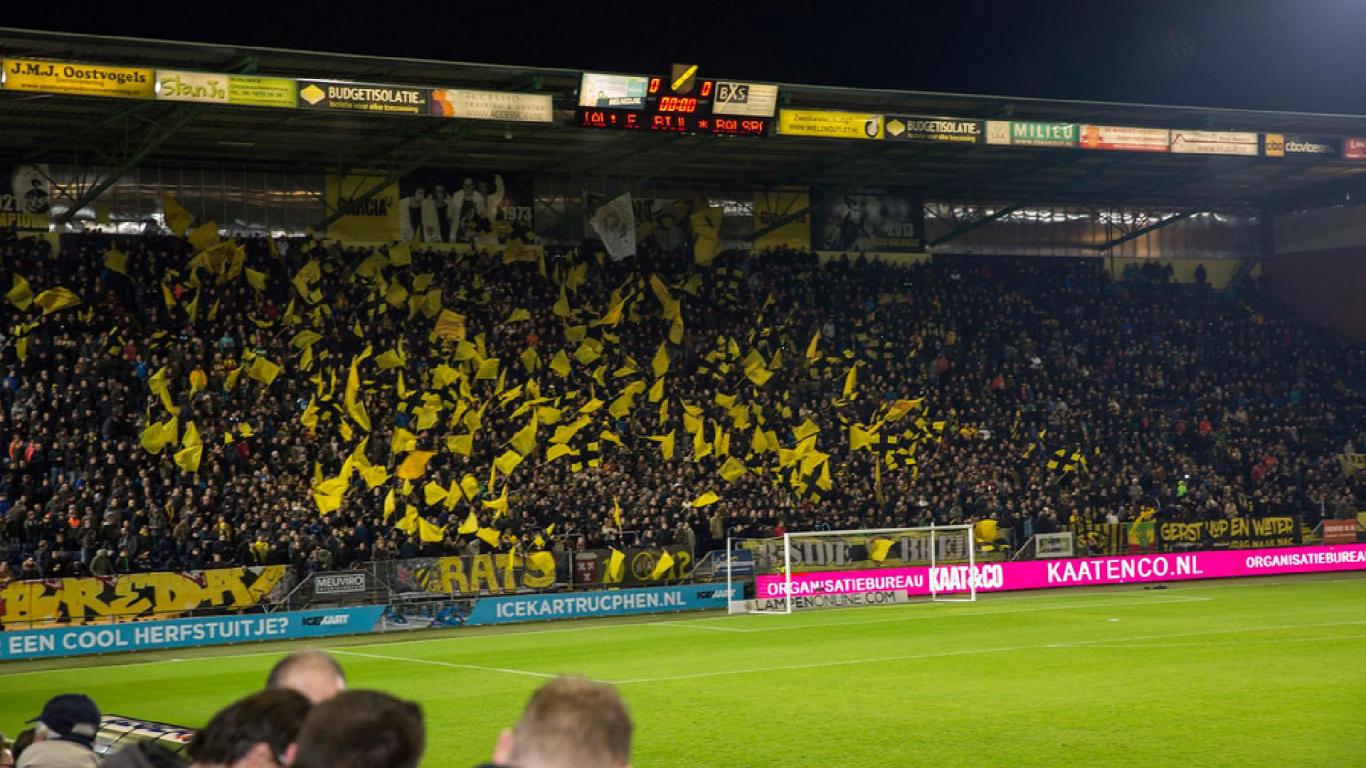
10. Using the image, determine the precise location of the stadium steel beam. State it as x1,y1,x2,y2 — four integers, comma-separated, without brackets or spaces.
54,104,211,225
926,205,1023,248
1089,209,1199,251
313,122,471,231
50,56,260,225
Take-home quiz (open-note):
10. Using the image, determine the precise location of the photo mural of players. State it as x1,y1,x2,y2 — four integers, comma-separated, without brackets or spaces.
812,190,923,252
398,171,534,246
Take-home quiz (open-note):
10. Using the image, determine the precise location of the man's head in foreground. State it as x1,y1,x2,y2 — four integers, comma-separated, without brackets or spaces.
186,689,311,768
289,690,424,768
16,694,100,768
265,651,346,703
492,677,632,768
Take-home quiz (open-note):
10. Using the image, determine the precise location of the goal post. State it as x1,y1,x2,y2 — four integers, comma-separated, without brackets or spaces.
728,524,978,614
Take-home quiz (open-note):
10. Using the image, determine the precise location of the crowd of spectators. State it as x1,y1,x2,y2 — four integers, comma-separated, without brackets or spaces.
1,651,628,768
1,228,1362,581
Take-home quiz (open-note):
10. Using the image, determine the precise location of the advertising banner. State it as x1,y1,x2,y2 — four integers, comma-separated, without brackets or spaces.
1345,138,1366,160
753,187,812,251
156,70,296,108
1169,130,1259,156
430,89,553,122
1,566,287,626
3,59,154,99
1153,517,1301,550
571,547,694,586
812,190,923,252
324,173,401,242
884,115,984,144
465,583,738,625
1336,453,1366,476
986,120,1011,145
383,552,565,597
740,531,967,574
579,73,650,108
778,110,883,140
1323,519,1358,545
398,170,535,245
714,82,779,117
1079,125,1170,152
0,606,384,661
755,543,1366,599
298,79,428,115
311,570,370,598
1006,121,1080,147
1,164,51,232
1035,532,1075,559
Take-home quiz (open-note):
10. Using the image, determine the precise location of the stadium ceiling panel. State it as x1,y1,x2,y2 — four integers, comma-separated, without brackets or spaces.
4,27,1366,211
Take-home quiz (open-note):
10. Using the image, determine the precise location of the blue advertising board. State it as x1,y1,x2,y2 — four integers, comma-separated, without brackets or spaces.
465,582,739,625
1,606,385,661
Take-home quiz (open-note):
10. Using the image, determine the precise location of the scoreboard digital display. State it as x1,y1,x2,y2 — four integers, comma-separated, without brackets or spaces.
576,72,775,137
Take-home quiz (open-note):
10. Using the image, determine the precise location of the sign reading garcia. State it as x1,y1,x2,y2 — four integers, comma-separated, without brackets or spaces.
4,58,154,99
298,79,428,114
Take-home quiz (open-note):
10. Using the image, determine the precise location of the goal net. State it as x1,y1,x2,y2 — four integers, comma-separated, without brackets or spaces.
728,525,977,614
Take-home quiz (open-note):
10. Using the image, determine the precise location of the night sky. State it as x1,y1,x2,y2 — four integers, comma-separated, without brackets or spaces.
7,0,1366,114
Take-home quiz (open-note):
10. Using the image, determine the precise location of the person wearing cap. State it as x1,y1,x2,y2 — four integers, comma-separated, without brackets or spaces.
17,694,101,768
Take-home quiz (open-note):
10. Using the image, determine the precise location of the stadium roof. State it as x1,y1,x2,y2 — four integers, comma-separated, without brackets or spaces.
4,26,1366,212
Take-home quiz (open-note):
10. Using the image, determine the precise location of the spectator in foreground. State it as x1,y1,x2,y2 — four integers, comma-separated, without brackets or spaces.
181,689,310,768
16,694,100,768
487,677,632,768
288,691,423,768
2,733,14,768
264,651,346,703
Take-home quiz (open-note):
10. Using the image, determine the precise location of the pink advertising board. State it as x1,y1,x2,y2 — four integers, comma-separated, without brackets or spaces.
755,543,1366,599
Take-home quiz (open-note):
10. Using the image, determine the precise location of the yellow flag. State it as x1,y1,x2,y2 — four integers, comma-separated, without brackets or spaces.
549,350,571,378
418,516,446,543
482,485,509,516
546,444,578,463
606,548,626,583
476,527,501,547
843,364,858,400
649,550,676,580
793,418,821,442
475,358,500,380
423,481,448,506
806,330,821,362
162,192,194,236
103,249,128,275
494,449,524,476
458,510,479,534
187,221,219,252
139,417,177,454
868,538,895,564
5,274,33,310
433,309,467,341
33,287,82,315
850,424,878,451
691,491,720,507
612,497,623,528
244,268,266,291
397,450,436,479
388,242,412,266
173,443,203,473
647,431,676,461
247,356,280,386
509,416,538,456
719,456,748,482
651,343,670,378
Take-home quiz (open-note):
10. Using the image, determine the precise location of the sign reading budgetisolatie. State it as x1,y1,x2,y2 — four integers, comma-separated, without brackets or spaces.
4,58,155,99
297,79,429,115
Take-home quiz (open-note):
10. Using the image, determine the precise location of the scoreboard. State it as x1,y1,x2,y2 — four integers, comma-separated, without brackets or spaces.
576,71,777,137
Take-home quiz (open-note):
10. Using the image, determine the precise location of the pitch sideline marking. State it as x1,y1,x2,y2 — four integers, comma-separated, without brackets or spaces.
329,649,563,680
609,620,1366,685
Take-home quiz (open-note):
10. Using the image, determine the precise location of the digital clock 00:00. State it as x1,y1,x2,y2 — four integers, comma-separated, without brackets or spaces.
576,107,769,136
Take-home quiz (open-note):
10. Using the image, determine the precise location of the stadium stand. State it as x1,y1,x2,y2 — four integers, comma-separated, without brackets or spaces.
2,227,1362,579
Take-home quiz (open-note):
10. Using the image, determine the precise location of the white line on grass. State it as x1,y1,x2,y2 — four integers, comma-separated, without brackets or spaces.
329,649,562,680
645,621,751,633
609,620,1366,685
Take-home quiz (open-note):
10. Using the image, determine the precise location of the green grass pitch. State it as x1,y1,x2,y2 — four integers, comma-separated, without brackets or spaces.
3,574,1364,767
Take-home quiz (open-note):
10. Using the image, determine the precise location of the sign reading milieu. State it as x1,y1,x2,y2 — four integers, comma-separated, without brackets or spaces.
296,79,428,115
